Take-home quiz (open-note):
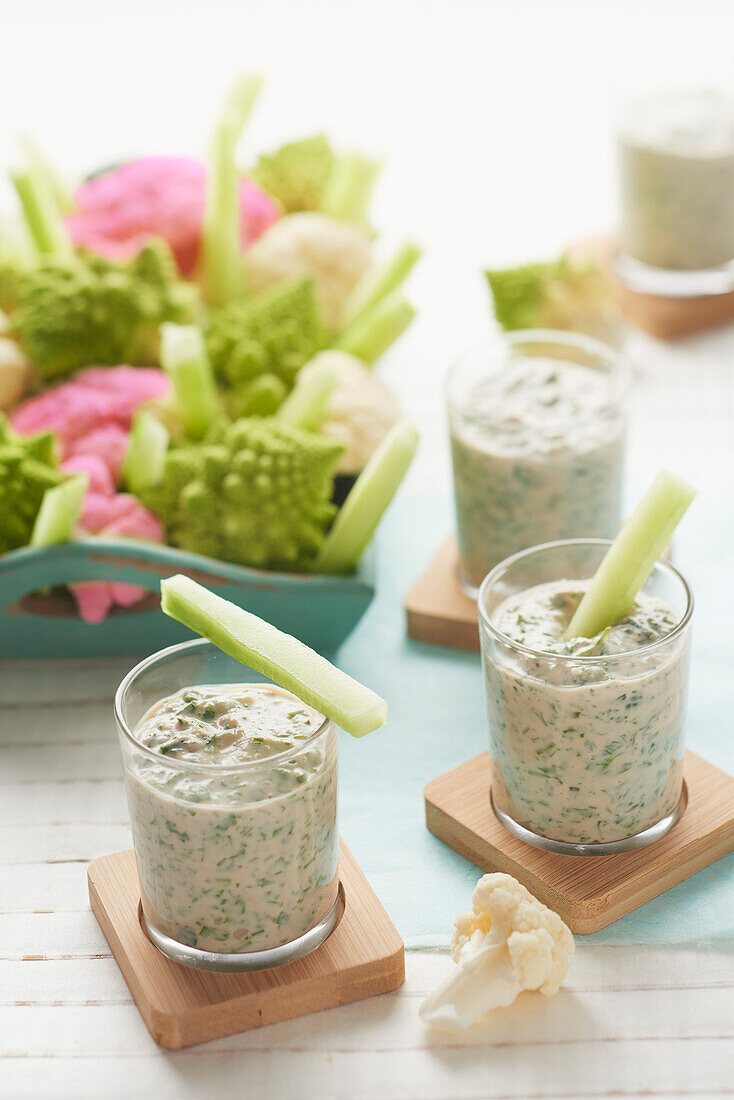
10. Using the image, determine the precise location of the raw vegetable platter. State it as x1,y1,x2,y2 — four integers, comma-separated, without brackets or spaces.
0,75,419,656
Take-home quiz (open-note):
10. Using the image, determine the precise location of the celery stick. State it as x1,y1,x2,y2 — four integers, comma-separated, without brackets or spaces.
337,290,415,365
275,357,338,431
10,167,74,260
220,72,264,139
30,473,88,547
316,419,418,575
201,74,263,307
565,470,696,640
201,123,243,307
17,135,74,216
123,410,169,495
342,241,422,328
160,575,387,737
321,152,381,227
160,323,219,440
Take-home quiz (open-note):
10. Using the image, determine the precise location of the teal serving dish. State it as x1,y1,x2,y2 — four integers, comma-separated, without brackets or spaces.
0,539,375,658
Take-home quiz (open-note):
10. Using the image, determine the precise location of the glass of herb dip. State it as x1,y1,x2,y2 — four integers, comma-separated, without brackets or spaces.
617,88,734,296
115,638,340,971
478,538,693,856
447,331,630,596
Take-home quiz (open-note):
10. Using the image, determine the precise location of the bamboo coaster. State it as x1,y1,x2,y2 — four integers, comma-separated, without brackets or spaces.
577,235,734,339
405,537,479,651
88,841,404,1049
425,750,734,934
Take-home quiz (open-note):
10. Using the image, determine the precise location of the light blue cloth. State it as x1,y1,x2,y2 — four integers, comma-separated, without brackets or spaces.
336,492,734,947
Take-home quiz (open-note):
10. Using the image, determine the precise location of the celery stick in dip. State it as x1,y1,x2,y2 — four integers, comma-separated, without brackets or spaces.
126,682,338,954
484,579,689,846
160,575,387,737
565,469,696,640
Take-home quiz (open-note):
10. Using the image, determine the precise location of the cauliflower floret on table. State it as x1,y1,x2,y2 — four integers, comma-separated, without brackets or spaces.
420,873,574,1031
244,212,372,331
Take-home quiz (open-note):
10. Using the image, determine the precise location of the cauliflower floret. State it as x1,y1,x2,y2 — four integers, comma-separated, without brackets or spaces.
303,350,401,475
420,873,574,1031
244,213,372,331
0,336,32,411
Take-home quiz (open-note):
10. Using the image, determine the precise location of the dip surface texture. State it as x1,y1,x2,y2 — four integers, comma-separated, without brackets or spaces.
450,358,625,590
619,90,734,271
483,581,688,845
126,684,338,954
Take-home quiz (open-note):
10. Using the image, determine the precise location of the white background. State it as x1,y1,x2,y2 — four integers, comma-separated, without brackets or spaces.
2,1,734,1096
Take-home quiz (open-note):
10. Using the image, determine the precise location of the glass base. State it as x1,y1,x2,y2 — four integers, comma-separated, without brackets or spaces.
455,562,480,601
141,889,342,972
490,789,683,856
615,252,734,298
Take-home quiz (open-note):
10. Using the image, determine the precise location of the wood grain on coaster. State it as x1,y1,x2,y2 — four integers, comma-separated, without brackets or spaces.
579,235,734,340
405,537,479,651
425,750,734,934
88,841,405,1049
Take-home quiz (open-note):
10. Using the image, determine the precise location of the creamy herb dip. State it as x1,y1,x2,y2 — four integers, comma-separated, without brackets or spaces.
483,581,688,845
125,684,338,954
618,90,734,271
450,358,625,591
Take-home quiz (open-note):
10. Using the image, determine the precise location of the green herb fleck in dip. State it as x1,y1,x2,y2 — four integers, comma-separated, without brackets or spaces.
125,684,338,954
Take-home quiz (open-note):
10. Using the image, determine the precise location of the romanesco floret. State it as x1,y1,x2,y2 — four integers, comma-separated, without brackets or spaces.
0,413,61,554
250,135,335,213
0,223,34,312
0,250,29,314
141,417,344,571
11,239,197,378
486,260,560,331
205,278,325,417
486,254,619,343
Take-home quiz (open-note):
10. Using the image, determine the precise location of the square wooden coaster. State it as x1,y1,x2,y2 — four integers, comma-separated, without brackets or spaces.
578,234,734,340
88,841,404,1049
405,536,479,651
425,750,734,934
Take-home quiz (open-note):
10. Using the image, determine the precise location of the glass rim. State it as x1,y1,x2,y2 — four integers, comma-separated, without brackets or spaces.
445,329,633,430
114,637,334,775
617,86,734,137
477,537,694,664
